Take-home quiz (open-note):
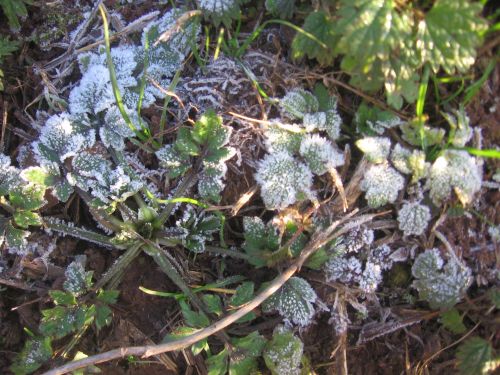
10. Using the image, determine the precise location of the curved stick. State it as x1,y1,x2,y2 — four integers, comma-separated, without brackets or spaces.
43,210,372,375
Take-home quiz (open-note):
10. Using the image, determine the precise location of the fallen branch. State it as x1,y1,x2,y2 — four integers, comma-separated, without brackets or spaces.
43,209,376,375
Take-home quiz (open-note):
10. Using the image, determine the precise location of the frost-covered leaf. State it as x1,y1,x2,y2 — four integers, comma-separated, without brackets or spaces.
10,336,52,375
354,102,403,136
40,304,95,339
299,134,344,175
255,152,314,210
443,107,473,147
175,206,219,253
263,277,317,327
426,150,482,206
397,201,431,236
4,222,29,255
280,88,319,120
416,0,487,75
34,113,95,166
0,153,21,195
324,255,363,284
360,163,405,208
263,122,303,154
412,248,472,309
101,105,142,150
265,0,296,19
291,11,337,65
156,144,191,178
264,325,304,375
63,257,93,296
229,332,267,375
242,216,280,267
356,137,391,164
198,0,244,27
390,144,430,182
69,65,115,115
13,211,42,228
456,337,498,375
21,165,73,202
400,121,445,147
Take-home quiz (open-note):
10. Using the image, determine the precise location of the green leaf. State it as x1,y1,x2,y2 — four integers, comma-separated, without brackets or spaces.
191,110,231,150
10,336,52,375
230,332,267,375
21,166,55,186
230,281,255,306
176,127,200,156
207,349,229,375
304,247,329,270
95,305,113,330
13,211,42,228
0,0,32,30
163,326,208,356
5,222,29,251
0,36,19,58
264,326,304,375
96,289,120,304
179,300,210,328
49,290,77,306
416,0,487,74
439,308,466,334
40,306,78,339
9,185,46,211
291,11,337,65
456,337,497,375
265,0,296,19
202,294,223,316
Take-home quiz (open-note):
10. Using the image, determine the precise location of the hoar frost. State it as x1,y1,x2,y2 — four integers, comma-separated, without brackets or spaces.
299,134,344,175
360,163,405,208
397,201,431,236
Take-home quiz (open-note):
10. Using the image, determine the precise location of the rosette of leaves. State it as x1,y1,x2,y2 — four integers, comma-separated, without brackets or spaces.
12,257,118,373
173,206,220,253
0,155,46,255
66,151,143,209
206,331,267,375
412,248,472,309
263,325,304,375
197,0,246,27
262,276,318,327
156,110,235,203
292,0,487,109
242,216,307,267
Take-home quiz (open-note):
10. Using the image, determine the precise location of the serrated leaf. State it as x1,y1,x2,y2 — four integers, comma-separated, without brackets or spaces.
456,337,496,375
176,127,200,156
5,222,29,252
263,277,317,327
95,305,113,330
96,289,120,305
202,294,223,316
440,308,466,334
264,326,304,375
163,326,208,356
230,282,255,306
49,290,77,306
291,11,337,65
207,348,229,375
305,247,329,270
13,211,42,228
10,336,52,375
180,300,210,328
156,144,191,178
9,185,45,211
198,0,243,27
230,332,267,375
416,0,487,74
63,258,93,296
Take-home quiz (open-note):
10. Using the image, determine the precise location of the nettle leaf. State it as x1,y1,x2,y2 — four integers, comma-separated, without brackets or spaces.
397,201,431,237
101,105,142,150
175,206,220,253
265,0,296,19
291,10,337,65
13,211,42,229
22,166,74,202
0,153,22,195
263,122,304,154
280,88,319,120
207,348,229,375
156,144,191,178
439,308,466,334
412,248,472,309
263,276,318,327
299,134,344,175
49,290,77,306
10,336,52,375
95,305,113,330
198,0,243,27
242,216,280,267
360,163,405,208
416,0,487,75
230,281,256,322
63,257,93,296
356,136,391,164
34,113,95,166
456,337,498,375
5,222,29,255
96,289,120,305
230,332,267,375
9,184,46,211
264,326,304,375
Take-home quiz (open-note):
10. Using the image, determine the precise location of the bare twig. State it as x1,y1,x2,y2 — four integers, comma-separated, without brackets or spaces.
43,210,377,375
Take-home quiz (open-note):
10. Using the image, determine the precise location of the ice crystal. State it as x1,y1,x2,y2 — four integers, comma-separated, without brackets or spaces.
263,276,318,327
397,201,431,236
360,163,405,208
427,150,482,205
299,134,344,175
33,113,95,167
338,226,374,253
280,88,319,120
303,111,326,132
412,248,472,309
263,122,303,154
255,152,314,210
263,326,304,375
356,136,391,164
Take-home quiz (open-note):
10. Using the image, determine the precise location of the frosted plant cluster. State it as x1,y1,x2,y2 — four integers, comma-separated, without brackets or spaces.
412,248,472,309
255,88,344,209
324,227,396,293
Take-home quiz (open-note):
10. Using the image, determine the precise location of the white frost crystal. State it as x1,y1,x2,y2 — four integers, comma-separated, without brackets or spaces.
356,137,391,163
299,134,344,175
324,256,362,284
397,201,431,236
263,276,318,327
280,88,319,120
412,248,472,309
255,152,314,210
69,65,115,115
263,326,304,375
360,163,405,208
427,150,482,205
264,122,303,154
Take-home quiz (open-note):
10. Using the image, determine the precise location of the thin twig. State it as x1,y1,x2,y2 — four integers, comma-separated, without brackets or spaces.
43,210,376,375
